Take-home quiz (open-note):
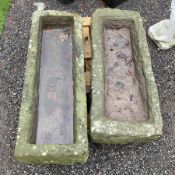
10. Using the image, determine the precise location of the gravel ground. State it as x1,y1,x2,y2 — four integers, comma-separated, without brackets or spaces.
0,0,175,174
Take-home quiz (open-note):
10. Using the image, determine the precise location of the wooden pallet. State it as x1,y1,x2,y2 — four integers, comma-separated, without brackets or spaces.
83,17,91,93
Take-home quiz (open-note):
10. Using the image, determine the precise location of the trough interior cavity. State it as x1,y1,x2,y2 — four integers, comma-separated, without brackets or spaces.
103,21,148,122
34,19,74,144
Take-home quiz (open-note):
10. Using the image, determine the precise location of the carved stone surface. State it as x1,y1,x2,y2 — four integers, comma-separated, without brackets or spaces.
90,8,163,144
104,27,148,122
15,10,88,164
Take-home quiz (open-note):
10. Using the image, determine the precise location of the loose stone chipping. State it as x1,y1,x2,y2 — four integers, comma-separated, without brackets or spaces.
90,8,163,144
15,10,88,164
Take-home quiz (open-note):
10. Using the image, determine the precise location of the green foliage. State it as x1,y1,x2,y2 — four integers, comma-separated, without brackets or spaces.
0,0,11,36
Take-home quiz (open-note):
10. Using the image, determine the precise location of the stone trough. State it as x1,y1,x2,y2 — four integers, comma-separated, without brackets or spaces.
15,11,88,164
90,9,163,144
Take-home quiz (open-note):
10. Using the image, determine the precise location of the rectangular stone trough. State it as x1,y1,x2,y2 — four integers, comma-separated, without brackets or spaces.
90,9,163,144
15,11,88,164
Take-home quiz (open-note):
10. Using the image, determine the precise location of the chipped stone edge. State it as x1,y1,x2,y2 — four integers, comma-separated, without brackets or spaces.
90,8,163,144
15,10,89,164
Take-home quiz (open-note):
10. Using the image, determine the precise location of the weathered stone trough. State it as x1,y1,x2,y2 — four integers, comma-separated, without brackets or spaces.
90,9,163,144
15,11,88,164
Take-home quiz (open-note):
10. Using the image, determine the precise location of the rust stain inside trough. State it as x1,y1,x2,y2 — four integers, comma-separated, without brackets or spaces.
35,22,74,144
104,26,148,122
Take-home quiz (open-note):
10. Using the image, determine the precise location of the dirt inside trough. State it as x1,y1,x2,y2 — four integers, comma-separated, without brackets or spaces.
104,27,148,122
35,23,74,144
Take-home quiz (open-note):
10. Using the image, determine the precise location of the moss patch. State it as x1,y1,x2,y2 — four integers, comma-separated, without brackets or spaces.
0,0,11,36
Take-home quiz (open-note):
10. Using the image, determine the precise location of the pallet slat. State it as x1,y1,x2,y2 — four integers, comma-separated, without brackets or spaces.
83,17,91,93
83,17,91,26
83,27,92,58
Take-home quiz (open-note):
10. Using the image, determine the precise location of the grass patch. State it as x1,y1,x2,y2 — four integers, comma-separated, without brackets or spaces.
0,0,11,36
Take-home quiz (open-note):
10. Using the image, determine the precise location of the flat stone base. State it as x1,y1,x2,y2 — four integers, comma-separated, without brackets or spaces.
104,27,148,122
